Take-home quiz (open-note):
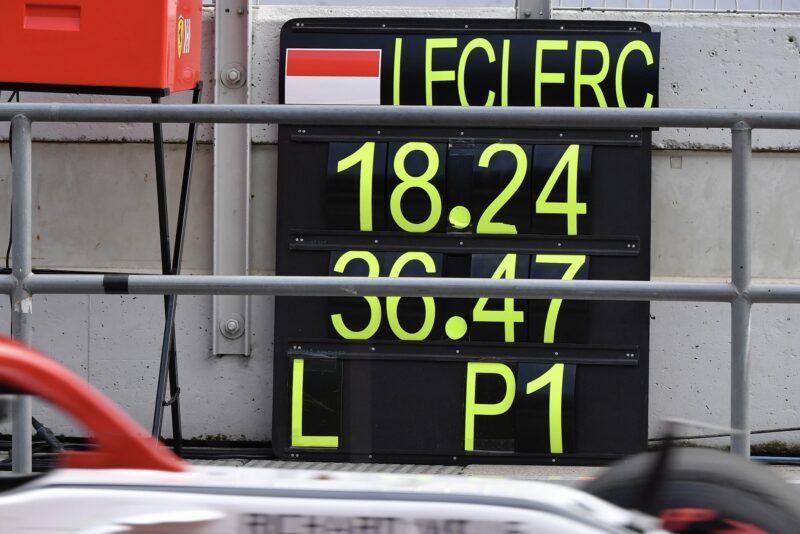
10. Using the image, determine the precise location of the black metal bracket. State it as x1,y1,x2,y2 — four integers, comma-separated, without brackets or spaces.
151,82,203,457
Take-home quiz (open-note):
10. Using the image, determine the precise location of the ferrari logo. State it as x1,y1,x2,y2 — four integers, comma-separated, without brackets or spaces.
177,16,191,58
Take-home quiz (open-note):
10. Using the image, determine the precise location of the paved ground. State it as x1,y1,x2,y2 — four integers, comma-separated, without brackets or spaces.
186,458,800,485
4,451,800,484
463,463,800,484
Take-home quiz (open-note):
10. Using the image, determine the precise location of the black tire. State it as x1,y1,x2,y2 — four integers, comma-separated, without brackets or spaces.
584,448,800,533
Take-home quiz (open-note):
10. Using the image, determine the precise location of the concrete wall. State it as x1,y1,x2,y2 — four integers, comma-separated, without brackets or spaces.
1,6,799,449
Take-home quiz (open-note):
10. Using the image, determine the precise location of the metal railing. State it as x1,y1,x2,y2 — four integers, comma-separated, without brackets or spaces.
552,0,800,12
3,103,800,472
242,0,800,13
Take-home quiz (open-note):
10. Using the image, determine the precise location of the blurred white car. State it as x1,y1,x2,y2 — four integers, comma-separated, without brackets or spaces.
0,338,795,533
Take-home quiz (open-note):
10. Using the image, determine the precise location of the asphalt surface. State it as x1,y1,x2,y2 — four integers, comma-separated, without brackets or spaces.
3,451,800,485
185,458,800,486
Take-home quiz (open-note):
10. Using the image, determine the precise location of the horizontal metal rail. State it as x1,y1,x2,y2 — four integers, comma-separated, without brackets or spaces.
552,0,800,14
0,276,16,294
22,274,737,301
557,6,800,13
747,284,800,303
3,104,800,129
0,274,800,304
0,274,792,303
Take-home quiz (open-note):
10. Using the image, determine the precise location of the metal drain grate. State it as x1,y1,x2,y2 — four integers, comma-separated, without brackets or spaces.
188,459,249,467
243,460,463,475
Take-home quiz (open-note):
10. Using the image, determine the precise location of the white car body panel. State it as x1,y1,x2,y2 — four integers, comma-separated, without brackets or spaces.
0,466,666,533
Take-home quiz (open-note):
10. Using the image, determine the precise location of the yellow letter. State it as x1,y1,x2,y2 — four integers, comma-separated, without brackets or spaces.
457,38,496,106
574,40,609,108
464,362,516,451
615,40,654,108
425,38,458,105
291,359,339,448
501,39,510,106
393,38,402,105
534,40,568,107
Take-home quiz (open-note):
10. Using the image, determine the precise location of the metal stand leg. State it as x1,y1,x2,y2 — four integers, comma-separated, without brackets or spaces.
166,83,203,454
151,85,202,454
150,94,174,440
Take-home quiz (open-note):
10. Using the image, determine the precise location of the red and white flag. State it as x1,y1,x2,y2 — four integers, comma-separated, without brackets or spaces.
284,48,382,105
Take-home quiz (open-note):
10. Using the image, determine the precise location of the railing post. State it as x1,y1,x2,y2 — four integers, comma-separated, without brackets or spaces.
10,115,33,473
731,123,752,457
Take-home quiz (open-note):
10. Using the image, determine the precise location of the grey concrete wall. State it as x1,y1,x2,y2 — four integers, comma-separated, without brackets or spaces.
1,6,800,448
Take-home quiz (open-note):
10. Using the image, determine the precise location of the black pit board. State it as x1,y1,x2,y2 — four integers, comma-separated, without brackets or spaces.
274,18,658,464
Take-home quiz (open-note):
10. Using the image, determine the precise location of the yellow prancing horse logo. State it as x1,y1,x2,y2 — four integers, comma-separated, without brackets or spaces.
177,16,191,59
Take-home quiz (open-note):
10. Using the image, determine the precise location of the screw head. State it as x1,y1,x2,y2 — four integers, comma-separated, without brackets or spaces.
227,69,241,83
219,313,245,339
221,63,246,88
225,319,240,334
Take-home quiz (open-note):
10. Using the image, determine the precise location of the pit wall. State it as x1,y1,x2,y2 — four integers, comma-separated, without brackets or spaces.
0,6,798,449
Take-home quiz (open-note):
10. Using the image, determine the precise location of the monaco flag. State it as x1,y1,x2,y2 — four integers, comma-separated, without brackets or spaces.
284,48,382,105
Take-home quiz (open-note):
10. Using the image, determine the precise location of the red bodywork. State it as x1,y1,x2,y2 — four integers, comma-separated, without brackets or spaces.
0,337,185,472
0,0,201,92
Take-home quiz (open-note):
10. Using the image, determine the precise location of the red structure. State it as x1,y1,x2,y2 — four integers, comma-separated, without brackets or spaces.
0,337,185,472
0,0,202,92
